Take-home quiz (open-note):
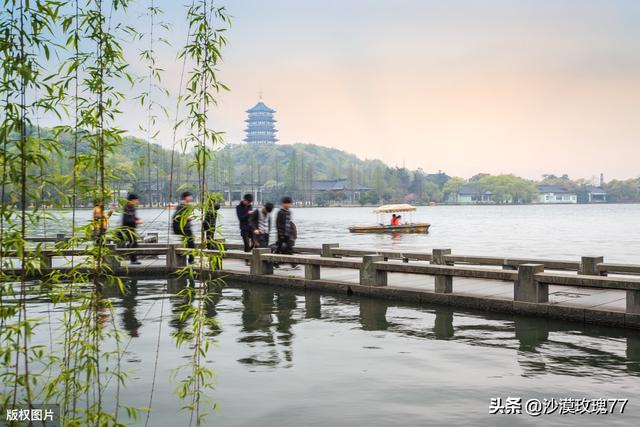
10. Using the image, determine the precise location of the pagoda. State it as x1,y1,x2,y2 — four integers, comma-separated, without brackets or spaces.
243,100,278,144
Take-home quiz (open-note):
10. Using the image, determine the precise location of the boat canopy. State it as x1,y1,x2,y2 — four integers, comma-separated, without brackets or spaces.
373,204,417,214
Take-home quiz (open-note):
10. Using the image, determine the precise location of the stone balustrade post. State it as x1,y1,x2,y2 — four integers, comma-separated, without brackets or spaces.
40,252,52,269
322,243,339,258
305,264,321,280
627,290,640,314
514,264,547,303
167,243,186,270
105,243,119,271
579,256,604,276
250,248,273,275
360,255,386,286
432,249,453,293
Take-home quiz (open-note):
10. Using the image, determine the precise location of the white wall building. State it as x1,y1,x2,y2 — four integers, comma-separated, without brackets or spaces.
537,185,577,204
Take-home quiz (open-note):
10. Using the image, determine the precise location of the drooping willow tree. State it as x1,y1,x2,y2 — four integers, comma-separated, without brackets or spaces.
0,0,230,425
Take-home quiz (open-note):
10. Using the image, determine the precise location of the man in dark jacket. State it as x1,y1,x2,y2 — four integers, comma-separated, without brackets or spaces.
275,196,297,268
236,193,254,254
121,193,143,264
172,191,195,263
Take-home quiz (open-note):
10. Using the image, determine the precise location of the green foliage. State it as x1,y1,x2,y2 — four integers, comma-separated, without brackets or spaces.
604,179,640,203
359,190,380,206
442,177,465,202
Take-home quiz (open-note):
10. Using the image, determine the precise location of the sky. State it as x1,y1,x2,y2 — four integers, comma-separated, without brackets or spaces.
114,0,640,180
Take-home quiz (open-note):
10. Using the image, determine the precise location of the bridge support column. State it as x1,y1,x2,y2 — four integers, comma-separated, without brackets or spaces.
322,243,339,258
515,264,547,303
167,243,186,270
432,249,453,293
627,290,640,314
251,248,273,275
360,255,386,286
579,256,604,276
104,243,119,271
39,253,52,269
305,264,321,280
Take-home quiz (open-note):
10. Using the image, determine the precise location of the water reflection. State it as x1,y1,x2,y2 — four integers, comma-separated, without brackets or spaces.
227,285,640,378
104,280,640,378
237,288,297,368
359,299,388,330
434,307,454,339
120,279,142,337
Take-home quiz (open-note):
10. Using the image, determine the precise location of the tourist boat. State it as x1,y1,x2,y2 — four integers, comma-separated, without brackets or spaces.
349,204,430,234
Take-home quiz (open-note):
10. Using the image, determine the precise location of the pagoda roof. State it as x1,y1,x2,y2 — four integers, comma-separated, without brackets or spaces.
246,101,275,113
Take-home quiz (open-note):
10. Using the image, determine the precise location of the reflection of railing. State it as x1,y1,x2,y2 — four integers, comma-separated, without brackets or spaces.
5,241,640,328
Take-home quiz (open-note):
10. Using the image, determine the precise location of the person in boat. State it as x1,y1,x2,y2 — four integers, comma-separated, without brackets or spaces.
275,196,298,268
92,199,113,242
390,214,401,226
390,214,397,226
172,191,195,264
120,193,143,265
236,193,254,255
250,202,274,249
202,197,221,250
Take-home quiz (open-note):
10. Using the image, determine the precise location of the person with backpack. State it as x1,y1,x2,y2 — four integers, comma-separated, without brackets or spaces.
250,202,274,248
172,191,195,264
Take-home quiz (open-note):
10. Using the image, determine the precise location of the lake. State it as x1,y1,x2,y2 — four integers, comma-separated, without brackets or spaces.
16,204,640,426
42,203,640,262
26,280,640,426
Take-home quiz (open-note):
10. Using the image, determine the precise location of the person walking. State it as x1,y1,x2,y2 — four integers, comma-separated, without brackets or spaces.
121,193,143,265
172,191,195,264
203,198,221,250
250,202,274,248
275,196,298,268
236,193,254,256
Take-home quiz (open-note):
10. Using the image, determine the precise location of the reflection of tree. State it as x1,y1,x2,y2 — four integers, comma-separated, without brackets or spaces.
238,287,296,368
120,279,142,337
359,299,389,331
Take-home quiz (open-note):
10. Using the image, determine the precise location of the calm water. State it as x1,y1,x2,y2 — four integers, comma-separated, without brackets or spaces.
25,280,640,426
41,203,640,263
21,204,640,426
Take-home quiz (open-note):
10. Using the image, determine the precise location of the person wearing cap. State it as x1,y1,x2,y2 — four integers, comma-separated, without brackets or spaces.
172,191,195,263
121,193,143,264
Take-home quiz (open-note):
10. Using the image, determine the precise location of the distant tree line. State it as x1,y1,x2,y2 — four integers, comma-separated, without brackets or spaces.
15,128,640,206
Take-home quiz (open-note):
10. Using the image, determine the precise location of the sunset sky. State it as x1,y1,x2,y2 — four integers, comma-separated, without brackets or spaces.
117,0,640,180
